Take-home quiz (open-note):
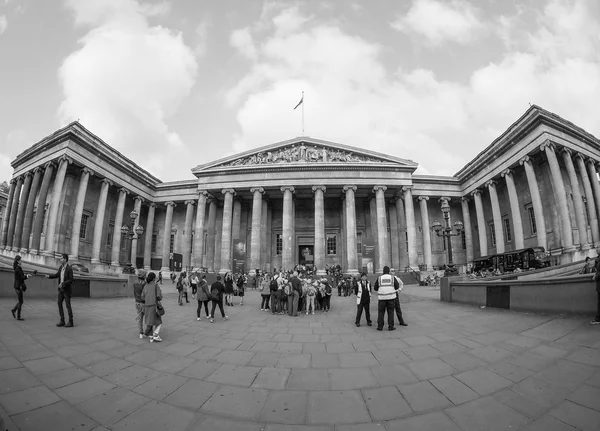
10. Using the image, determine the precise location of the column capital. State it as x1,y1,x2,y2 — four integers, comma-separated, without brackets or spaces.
81,167,94,177
343,185,357,193
148,202,157,208
574,152,587,162
485,179,496,188
222,188,236,196
57,155,73,165
199,190,212,200
500,168,512,178
32,166,42,175
23,171,33,179
471,188,483,197
8,178,16,185
43,161,56,170
101,178,113,187
438,196,451,204
540,139,556,152
388,196,399,205
560,147,573,156
134,195,145,204
280,186,295,194
401,185,413,193
519,155,531,165
165,201,177,208
184,200,195,206
417,195,429,201
312,185,326,193
585,157,598,167
119,187,130,195
250,187,265,194
460,196,470,203
373,185,387,193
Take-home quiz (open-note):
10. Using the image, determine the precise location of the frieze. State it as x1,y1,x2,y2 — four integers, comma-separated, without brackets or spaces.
223,143,384,167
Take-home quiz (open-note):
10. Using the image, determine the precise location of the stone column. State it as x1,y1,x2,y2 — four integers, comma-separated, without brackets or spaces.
131,196,144,266
388,198,400,271
205,197,217,272
579,156,600,246
281,186,295,271
219,189,235,273
341,195,347,271
30,163,55,254
486,180,504,254
143,203,156,270
587,160,600,246
471,189,488,256
418,196,432,270
542,141,574,250
91,179,112,264
460,197,474,264
344,185,358,274
501,169,525,250
261,199,269,271
402,187,418,268
395,196,408,270
182,200,195,270
561,149,590,248
69,168,93,261
519,156,547,249
13,172,33,251
249,187,264,276
312,186,326,275
110,188,128,266
6,176,23,250
43,156,71,255
160,202,176,272
232,199,242,241
193,192,208,269
373,186,389,273
214,206,223,271
369,198,379,270
20,168,43,253
0,179,16,249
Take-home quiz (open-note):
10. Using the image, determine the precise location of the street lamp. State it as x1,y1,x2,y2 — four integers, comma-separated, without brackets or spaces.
121,209,144,274
431,199,463,276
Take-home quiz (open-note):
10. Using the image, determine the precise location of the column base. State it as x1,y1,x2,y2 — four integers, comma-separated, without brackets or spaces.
144,265,151,271
41,250,55,258
249,270,257,276
345,268,359,276
316,269,327,276
90,258,102,265
581,243,593,251
19,248,29,254
28,249,39,255
562,245,578,253
219,268,232,275
160,266,171,273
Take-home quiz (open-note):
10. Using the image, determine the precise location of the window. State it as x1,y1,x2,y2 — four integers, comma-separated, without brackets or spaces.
488,222,496,246
327,234,337,255
583,197,591,226
121,229,128,250
106,221,114,246
169,233,175,253
503,217,512,243
461,230,466,249
356,232,363,254
151,232,158,253
79,212,90,240
526,205,537,235
276,234,282,255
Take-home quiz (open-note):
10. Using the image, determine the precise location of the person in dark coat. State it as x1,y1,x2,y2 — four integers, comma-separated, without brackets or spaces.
46,253,75,327
133,270,148,338
224,272,235,306
210,275,228,323
141,272,163,342
196,275,211,321
354,272,372,327
12,255,30,321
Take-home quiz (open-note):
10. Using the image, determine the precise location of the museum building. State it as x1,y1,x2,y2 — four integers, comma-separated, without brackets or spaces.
1,105,600,276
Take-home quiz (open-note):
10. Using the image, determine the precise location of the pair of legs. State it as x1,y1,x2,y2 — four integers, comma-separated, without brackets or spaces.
280,295,288,313
238,291,244,305
210,299,227,321
323,295,331,311
306,296,315,314
191,285,197,300
178,290,188,305
225,293,234,306
197,300,210,319
149,324,162,342
12,289,24,320
395,295,407,326
356,301,371,326
57,289,73,326
593,290,600,324
135,302,145,335
270,292,279,313
260,294,270,310
377,299,395,330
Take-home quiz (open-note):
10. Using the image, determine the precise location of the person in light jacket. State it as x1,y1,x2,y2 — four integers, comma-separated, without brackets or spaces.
196,275,211,321
374,266,400,331
354,272,372,327
141,272,163,342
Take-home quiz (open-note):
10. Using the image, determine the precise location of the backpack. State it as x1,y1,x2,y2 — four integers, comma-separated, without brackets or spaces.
210,285,220,300
270,279,279,292
176,280,183,291
325,283,332,295
307,286,315,296
284,282,292,296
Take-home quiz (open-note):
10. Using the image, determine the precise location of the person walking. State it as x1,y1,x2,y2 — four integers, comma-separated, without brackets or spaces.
141,272,163,342
196,274,211,321
289,271,301,316
390,268,408,327
158,271,163,284
224,272,235,306
133,270,148,338
210,275,228,323
374,266,400,331
11,255,30,321
592,257,600,325
190,271,199,300
355,272,372,327
236,273,245,306
47,253,75,327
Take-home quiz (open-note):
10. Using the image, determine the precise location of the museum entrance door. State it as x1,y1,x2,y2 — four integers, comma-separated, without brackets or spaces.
298,245,314,266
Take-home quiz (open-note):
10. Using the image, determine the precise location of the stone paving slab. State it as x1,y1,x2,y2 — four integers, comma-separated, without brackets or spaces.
0,287,598,430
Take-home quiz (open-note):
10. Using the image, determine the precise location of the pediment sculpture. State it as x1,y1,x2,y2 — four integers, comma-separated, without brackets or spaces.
223,143,384,167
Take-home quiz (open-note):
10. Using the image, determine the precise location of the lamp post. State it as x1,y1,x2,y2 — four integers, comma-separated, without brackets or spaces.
121,209,144,274
431,199,463,276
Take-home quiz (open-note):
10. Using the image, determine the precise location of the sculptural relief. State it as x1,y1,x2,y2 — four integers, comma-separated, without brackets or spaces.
222,144,384,167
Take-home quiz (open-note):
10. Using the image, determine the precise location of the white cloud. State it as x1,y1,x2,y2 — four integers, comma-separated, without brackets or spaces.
391,0,484,46
0,15,7,35
58,0,198,180
226,0,600,178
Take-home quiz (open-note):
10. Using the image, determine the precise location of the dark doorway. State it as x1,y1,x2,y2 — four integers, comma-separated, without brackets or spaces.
299,245,314,265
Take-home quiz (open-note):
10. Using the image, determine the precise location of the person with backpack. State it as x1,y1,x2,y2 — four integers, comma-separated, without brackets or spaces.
209,275,228,323
236,273,245,306
306,280,317,315
374,265,400,331
196,274,211,321
260,274,271,311
269,274,280,314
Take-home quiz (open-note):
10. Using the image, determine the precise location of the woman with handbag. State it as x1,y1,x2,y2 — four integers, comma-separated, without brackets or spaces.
141,272,164,342
12,255,30,321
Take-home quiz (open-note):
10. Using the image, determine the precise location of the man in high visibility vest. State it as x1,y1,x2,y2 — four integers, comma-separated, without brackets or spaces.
374,265,400,331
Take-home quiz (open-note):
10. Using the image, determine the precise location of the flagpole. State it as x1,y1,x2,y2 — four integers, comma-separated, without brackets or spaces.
301,91,305,135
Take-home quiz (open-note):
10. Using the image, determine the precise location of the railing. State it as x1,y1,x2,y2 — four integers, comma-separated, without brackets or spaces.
404,265,420,283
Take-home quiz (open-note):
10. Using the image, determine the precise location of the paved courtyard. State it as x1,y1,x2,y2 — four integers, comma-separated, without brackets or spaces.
0,285,599,431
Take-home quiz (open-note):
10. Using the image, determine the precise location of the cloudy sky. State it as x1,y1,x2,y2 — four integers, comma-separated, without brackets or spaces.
1,0,599,183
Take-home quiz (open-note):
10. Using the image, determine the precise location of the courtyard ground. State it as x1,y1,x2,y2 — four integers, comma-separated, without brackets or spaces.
0,285,599,431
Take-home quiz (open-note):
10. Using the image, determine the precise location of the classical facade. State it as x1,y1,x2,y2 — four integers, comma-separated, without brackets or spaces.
1,105,600,276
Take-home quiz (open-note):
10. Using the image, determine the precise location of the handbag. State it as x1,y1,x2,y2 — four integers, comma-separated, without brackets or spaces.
155,284,165,315
21,283,27,292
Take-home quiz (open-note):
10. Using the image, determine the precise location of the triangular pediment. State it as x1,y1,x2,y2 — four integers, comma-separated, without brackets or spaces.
193,137,417,173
